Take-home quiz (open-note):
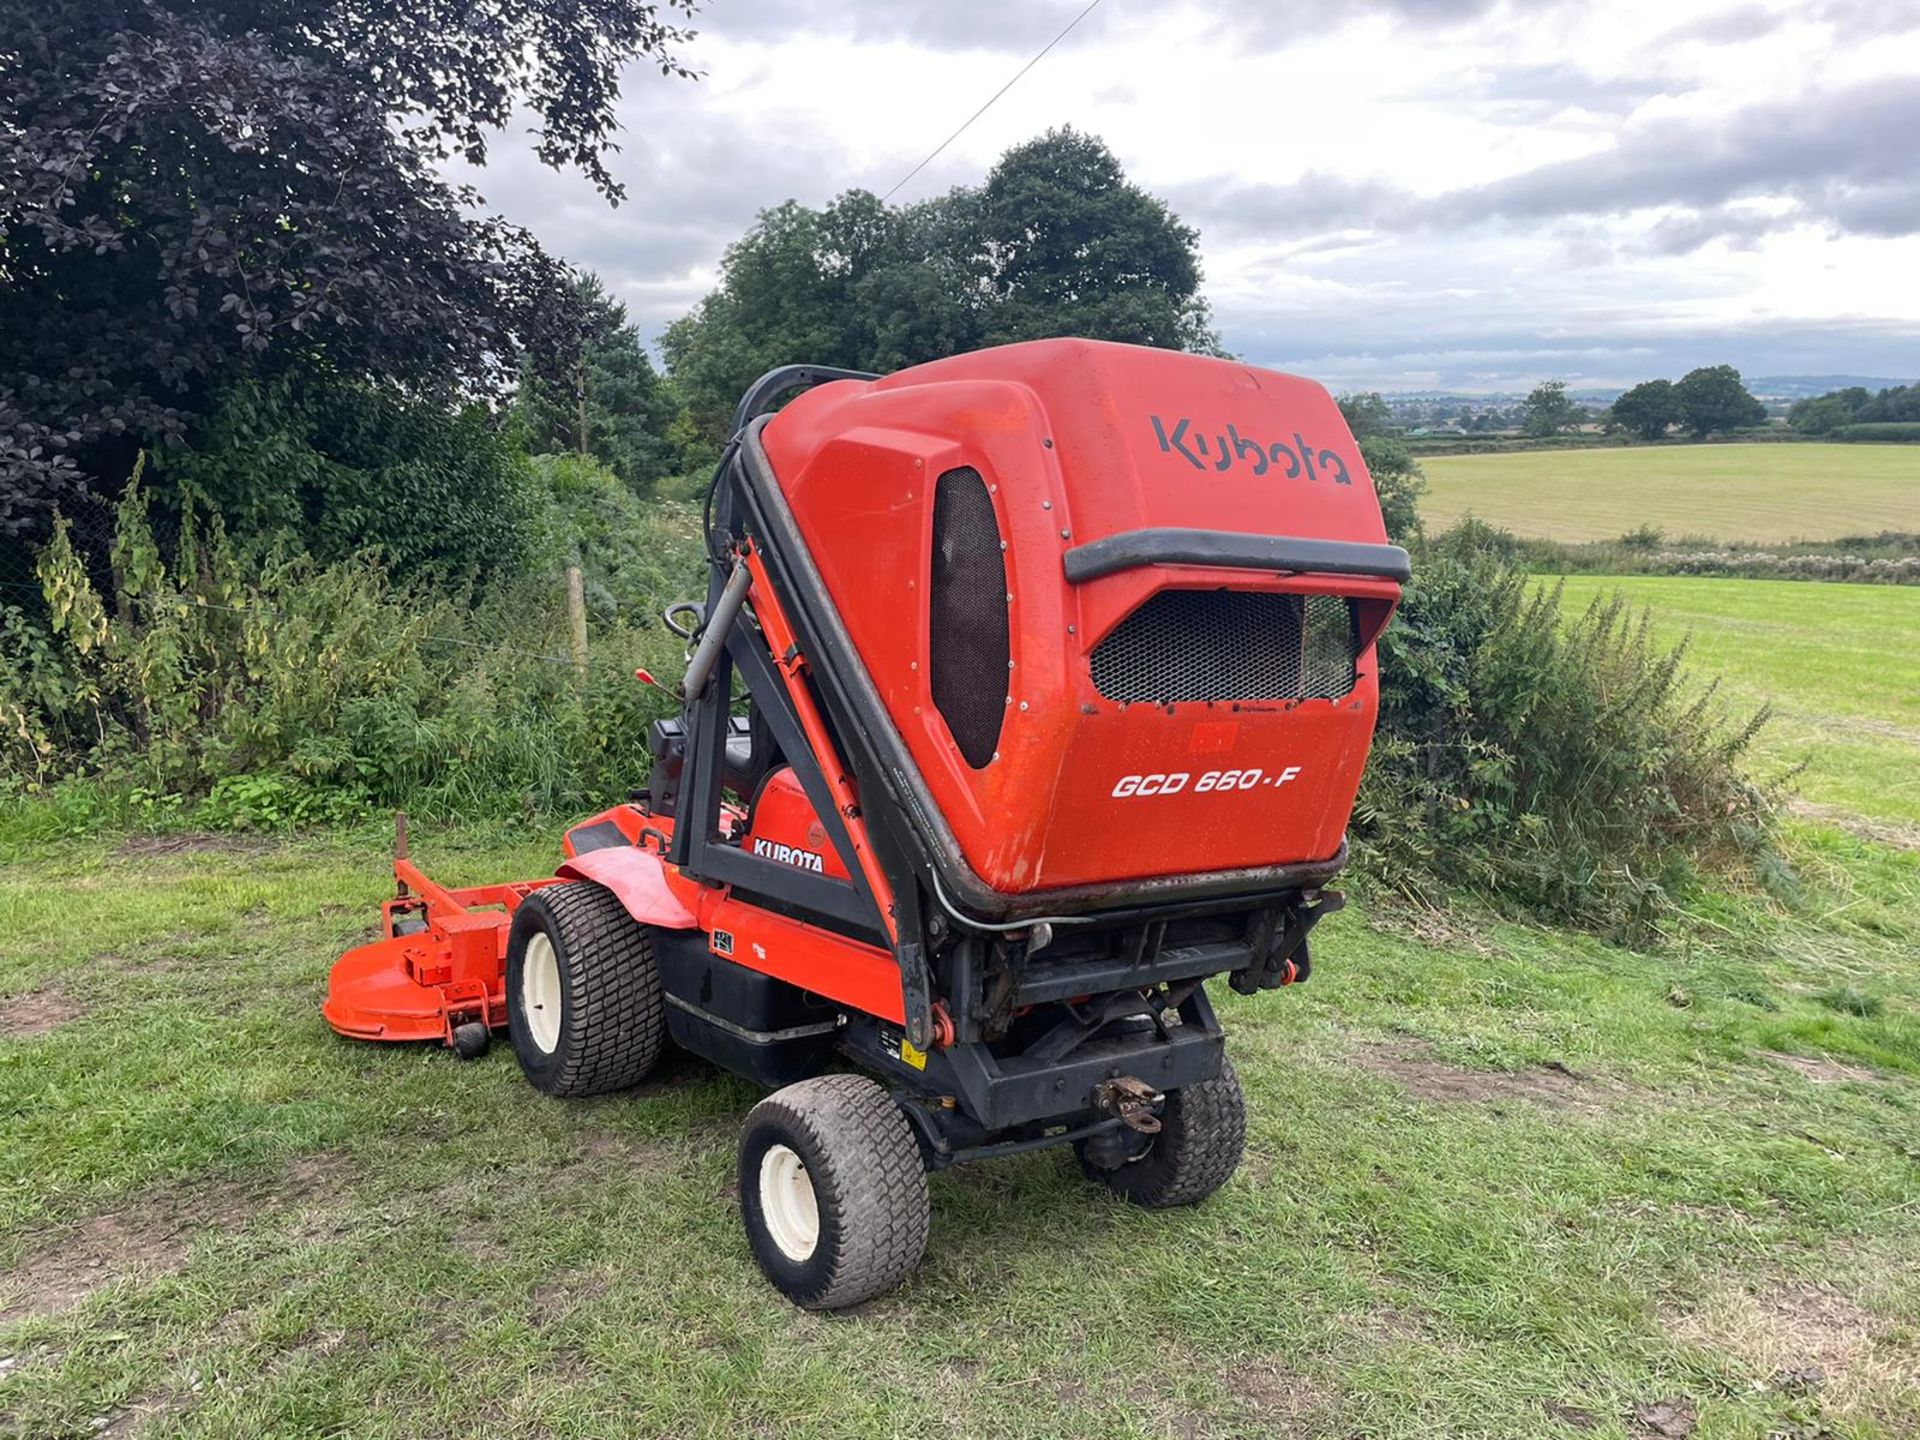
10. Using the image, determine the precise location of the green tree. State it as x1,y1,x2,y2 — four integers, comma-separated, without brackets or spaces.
975,128,1218,353
661,129,1217,444
1856,384,1920,423
1608,379,1686,441
1358,436,1426,545
1337,392,1395,440
514,275,679,491
1674,365,1766,436
1787,393,1859,436
1,0,694,537
1521,380,1583,437
661,193,919,440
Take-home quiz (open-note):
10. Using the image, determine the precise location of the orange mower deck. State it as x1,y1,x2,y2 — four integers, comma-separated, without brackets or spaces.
322,849,561,1053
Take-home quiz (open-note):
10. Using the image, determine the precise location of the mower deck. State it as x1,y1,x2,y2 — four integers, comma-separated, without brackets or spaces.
322,854,558,1051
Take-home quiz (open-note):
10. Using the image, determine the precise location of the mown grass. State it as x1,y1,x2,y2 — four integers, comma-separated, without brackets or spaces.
1554,577,1920,831
1422,444,1920,543
2,819,1917,1439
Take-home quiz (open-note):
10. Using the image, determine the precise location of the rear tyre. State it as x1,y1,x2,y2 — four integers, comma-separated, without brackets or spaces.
738,1075,931,1310
1079,1058,1246,1208
505,882,664,1097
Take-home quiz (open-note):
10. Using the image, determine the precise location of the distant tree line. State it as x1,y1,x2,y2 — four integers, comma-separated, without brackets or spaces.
1786,383,1920,439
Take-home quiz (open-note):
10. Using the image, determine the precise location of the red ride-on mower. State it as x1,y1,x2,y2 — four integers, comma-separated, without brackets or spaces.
325,339,1408,1308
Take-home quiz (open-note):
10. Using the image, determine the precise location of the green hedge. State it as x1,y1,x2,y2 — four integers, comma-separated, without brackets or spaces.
1835,422,1920,442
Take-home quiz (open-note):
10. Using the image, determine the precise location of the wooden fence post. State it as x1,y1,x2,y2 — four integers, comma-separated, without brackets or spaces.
565,565,589,680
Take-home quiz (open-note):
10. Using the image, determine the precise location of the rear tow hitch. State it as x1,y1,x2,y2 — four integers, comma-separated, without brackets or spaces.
1097,1075,1165,1134
1081,1076,1166,1171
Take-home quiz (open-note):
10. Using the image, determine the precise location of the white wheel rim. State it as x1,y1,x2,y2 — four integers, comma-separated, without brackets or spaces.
523,931,563,1055
758,1143,820,1262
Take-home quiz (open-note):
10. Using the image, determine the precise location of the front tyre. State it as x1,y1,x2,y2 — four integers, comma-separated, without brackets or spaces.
738,1075,931,1310
1080,1058,1246,1208
505,882,665,1097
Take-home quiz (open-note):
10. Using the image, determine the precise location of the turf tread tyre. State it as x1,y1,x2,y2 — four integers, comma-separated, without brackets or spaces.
739,1074,930,1310
1083,1057,1246,1208
506,881,665,1097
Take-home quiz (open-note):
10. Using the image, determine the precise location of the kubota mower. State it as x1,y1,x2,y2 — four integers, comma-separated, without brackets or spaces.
325,338,1409,1309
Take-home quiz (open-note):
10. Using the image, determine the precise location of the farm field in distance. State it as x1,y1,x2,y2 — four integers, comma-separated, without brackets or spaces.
1421,443,1920,543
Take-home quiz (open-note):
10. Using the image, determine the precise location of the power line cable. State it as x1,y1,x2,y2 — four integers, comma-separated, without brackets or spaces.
879,0,1106,203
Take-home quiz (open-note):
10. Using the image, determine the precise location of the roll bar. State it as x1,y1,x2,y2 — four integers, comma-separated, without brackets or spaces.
730,365,880,437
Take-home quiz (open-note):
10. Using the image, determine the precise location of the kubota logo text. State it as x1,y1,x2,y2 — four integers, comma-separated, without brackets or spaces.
1151,415,1354,485
752,838,825,873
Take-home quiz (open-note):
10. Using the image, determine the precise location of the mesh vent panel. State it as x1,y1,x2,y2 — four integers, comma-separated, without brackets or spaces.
1089,590,1359,705
929,468,1009,767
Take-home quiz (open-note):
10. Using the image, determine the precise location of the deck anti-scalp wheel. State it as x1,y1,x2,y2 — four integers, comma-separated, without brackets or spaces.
737,1074,931,1310
1079,1057,1247,1208
505,881,665,1097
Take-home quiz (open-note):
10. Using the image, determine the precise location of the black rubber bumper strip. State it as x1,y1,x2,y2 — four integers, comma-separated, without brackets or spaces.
1063,529,1412,585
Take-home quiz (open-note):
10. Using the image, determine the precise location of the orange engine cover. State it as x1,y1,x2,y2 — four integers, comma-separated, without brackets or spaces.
759,338,1402,897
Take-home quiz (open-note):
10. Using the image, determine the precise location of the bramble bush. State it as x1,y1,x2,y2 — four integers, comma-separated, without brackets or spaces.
159,378,543,580
1356,520,1775,939
1,457,692,828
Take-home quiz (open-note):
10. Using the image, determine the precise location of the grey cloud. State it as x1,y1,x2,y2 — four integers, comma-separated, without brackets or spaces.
1172,75,1920,252
1825,181,1920,238
450,84,882,338
1655,4,1778,46
1476,62,1669,105
700,0,1510,53
1418,77,1919,229
1160,173,1404,241
1639,205,1787,255
1653,0,1920,47
1204,0,1503,47
692,0,1114,51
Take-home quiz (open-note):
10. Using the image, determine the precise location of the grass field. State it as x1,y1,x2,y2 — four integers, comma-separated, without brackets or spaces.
2,821,1918,1439
1555,577,1920,833
1422,444,1920,543
7,561,1920,1437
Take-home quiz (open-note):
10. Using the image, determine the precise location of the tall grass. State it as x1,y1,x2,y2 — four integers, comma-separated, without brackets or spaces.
0,459,697,828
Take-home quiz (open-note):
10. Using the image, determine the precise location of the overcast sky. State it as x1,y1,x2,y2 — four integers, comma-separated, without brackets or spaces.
454,0,1920,393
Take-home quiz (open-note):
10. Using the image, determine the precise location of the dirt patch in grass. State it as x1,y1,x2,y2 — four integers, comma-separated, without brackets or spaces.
1544,1399,1600,1431
1352,1041,1622,1110
0,1149,362,1322
1758,1050,1883,1085
1224,1361,1337,1434
0,1210,200,1324
1664,1282,1920,1415
0,986,86,1039
115,831,273,858
1364,899,1505,956
96,1390,183,1439
1630,1397,1696,1438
